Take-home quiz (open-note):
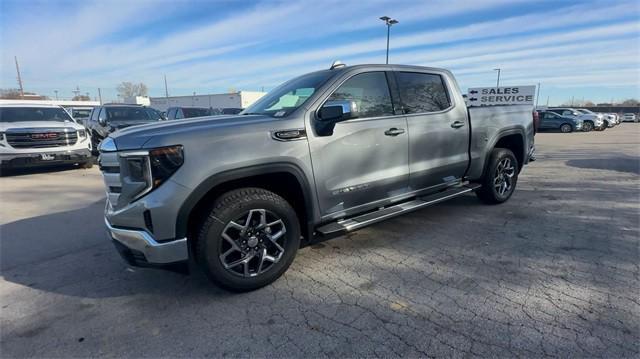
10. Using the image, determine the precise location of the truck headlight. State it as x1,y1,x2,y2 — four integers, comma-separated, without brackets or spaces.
120,145,183,201
78,129,87,139
148,145,184,188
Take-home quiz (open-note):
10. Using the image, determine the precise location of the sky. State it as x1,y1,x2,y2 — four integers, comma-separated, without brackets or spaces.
1,0,639,105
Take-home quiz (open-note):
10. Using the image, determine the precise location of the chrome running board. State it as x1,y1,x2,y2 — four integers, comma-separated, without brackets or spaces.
316,183,481,235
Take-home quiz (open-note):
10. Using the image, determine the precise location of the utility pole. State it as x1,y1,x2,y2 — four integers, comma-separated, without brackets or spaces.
72,86,81,99
493,68,501,88
164,74,169,98
14,56,24,99
54,90,59,100
535,82,540,108
98,88,103,105
379,16,398,64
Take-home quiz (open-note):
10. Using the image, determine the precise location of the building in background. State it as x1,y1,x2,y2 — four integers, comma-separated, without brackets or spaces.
149,91,265,112
123,96,151,106
0,99,99,107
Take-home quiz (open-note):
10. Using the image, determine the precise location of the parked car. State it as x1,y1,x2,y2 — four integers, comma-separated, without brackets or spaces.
548,108,604,131
538,111,583,132
576,109,612,128
99,63,536,291
85,105,163,152
66,106,95,127
603,113,619,127
166,107,212,120
622,113,638,122
0,104,92,171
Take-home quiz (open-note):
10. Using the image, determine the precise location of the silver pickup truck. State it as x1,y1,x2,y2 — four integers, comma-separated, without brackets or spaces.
99,64,536,291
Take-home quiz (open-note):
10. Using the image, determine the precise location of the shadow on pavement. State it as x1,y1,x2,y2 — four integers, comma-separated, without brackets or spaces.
566,156,640,175
0,157,97,177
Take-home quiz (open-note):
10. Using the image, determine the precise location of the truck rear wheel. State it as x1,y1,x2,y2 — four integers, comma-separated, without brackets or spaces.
195,187,300,291
475,148,519,204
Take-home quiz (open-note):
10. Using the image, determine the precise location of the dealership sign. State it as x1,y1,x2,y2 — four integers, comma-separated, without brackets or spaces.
467,85,536,106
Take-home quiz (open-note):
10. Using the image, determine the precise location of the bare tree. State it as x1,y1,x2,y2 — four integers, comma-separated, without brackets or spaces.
621,99,639,106
72,95,91,101
0,88,24,99
116,82,148,98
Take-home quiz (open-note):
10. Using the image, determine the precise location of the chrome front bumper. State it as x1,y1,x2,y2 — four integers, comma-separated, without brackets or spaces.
105,218,188,264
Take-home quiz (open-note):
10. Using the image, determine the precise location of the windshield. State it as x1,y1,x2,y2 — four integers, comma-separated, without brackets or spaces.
242,71,334,117
0,107,74,123
183,108,211,118
578,109,594,114
106,107,152,122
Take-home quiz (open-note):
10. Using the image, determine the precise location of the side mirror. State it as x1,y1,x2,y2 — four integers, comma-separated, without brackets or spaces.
98,117,106,126
316,100,358,136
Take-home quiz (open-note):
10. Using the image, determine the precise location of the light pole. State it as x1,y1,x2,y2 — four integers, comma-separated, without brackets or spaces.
493,68,501,88
54,90,58,100
380,16,398,64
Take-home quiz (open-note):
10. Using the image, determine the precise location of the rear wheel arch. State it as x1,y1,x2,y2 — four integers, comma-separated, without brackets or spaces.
177,163,314,251
486,130,525,174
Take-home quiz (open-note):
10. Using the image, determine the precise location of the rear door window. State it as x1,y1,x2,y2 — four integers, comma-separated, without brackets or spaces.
395,72,451,113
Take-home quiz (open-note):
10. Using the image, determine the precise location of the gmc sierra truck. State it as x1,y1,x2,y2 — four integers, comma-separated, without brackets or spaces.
99,64,536,291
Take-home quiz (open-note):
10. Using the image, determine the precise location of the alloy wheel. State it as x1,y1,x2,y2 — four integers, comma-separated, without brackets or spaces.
218,209,286,277
493,158,515,196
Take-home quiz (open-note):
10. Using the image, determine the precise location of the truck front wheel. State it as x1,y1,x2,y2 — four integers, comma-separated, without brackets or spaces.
475,148,519,204
195,188,301,291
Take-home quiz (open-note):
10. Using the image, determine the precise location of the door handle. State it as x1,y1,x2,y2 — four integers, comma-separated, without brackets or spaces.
384,128,405,136
451,121,465,129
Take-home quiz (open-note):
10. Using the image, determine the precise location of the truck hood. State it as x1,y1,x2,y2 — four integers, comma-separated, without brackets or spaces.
110,114,274,150
0,120,83,132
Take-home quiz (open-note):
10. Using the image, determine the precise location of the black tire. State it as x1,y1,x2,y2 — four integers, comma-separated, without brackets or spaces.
195,187,300,291
560,123,573,133
582,121,594,132
80,160,93,169
475,148,519,204
90,133,101,155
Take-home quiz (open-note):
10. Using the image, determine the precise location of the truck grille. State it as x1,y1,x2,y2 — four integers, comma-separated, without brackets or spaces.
6,128,78,148
99,152,122,208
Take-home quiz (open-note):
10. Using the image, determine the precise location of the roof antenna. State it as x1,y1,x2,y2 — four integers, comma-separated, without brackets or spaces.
330,60,346,70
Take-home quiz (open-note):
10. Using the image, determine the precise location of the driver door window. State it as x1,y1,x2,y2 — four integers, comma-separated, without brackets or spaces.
327,72,394,118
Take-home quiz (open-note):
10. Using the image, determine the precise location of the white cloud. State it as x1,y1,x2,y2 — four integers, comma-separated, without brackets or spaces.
1,0,638,102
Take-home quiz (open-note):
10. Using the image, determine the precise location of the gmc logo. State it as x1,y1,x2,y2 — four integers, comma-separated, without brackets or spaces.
31,133,59,140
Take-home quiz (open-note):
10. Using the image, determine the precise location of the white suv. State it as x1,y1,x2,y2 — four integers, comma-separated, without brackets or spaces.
0,104,92,171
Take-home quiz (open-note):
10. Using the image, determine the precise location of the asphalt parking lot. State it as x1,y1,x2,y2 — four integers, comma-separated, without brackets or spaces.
1,124,639,358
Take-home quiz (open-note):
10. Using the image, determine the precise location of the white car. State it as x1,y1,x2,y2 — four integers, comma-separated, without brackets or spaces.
0,104,92,171
549,108,605,131
622,113,637,122
601,113,619,127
